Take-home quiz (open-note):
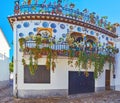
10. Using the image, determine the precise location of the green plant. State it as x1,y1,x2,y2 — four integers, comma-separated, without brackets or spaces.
19,34,119,78
9,62,13,73
9,56,14,73
19,38,25,50
29,55,35,75
22,58,26,66
35,35,42,47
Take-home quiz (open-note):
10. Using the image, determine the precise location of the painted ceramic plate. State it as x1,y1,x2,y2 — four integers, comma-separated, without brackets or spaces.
42,22,49,28
29,32,34,36
19,33,24,37
90,31,94,35
23,22,30,28
102,35,105,38
53,29,57,33
77,27,81,32
60,24,65,29
33,28,37,32
106,37,109,41
17,24,21,29
50,23,56,28
69,26,73,30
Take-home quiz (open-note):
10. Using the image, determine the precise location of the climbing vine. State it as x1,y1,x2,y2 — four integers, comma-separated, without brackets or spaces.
19,34,119,78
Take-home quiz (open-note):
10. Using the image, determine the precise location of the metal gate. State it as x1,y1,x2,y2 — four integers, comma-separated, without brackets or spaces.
68,71,95,95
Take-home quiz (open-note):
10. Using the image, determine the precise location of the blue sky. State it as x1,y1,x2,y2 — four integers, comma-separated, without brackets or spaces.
0,0,120,60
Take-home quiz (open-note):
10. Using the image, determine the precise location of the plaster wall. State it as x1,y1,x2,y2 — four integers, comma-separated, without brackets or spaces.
115,42,120,90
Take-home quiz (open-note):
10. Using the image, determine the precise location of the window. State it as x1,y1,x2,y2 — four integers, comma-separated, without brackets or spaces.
24,65,50,83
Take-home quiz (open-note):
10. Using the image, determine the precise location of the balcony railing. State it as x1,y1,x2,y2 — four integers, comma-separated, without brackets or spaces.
24,41,112,57
25,41,69,50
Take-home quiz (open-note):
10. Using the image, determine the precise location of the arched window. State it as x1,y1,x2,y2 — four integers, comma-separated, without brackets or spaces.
70,32,84,43
85,35,97,51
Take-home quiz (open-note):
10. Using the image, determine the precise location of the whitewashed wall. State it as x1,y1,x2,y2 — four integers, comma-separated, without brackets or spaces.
0,29,10,82
115,41,120,90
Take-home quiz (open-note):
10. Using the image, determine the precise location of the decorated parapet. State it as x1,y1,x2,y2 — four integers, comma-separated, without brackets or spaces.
14,0,120,34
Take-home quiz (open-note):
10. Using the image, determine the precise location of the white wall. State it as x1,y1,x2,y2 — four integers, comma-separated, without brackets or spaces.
115,42,120,90
0,56,9,81
0,29,10,81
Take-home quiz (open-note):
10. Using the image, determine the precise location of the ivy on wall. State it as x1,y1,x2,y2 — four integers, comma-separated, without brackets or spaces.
19,34,119,78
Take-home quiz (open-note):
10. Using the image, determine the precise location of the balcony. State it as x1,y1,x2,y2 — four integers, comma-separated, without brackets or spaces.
24,41,115,57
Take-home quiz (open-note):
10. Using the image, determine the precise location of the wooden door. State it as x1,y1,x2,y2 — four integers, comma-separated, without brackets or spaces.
105,70,110,90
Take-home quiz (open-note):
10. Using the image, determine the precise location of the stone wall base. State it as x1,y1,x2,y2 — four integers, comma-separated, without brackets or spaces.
16,86,115,98
0,80,9,89
95,86,115,92
115,85,120,91
17,89,68,98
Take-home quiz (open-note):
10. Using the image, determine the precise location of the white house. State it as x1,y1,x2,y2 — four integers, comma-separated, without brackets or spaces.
8,0,120,98
0,29,10,88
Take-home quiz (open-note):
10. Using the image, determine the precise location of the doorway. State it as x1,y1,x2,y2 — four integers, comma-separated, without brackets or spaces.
68,71,95,94
105,70,110,90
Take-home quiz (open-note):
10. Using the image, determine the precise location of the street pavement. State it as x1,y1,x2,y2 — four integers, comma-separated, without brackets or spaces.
1,84,120,103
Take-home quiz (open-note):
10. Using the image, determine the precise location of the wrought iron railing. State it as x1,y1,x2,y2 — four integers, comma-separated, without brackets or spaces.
25,41,69,50
24,41,109,56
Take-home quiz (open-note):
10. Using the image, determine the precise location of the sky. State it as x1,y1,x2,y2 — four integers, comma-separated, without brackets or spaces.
0,0,120,61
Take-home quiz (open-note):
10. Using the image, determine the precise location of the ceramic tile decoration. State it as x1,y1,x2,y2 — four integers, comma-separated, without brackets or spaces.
29,32,34,36
33,28,37,32
17,24,21,29
19,33,24,37
50,23,56,28
102,35,105,38
42,22,49,28
77,27,81,32
23,22,30,28
106,37,109,41
60,24,65,29
90,31,94,35
53,29,57,33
